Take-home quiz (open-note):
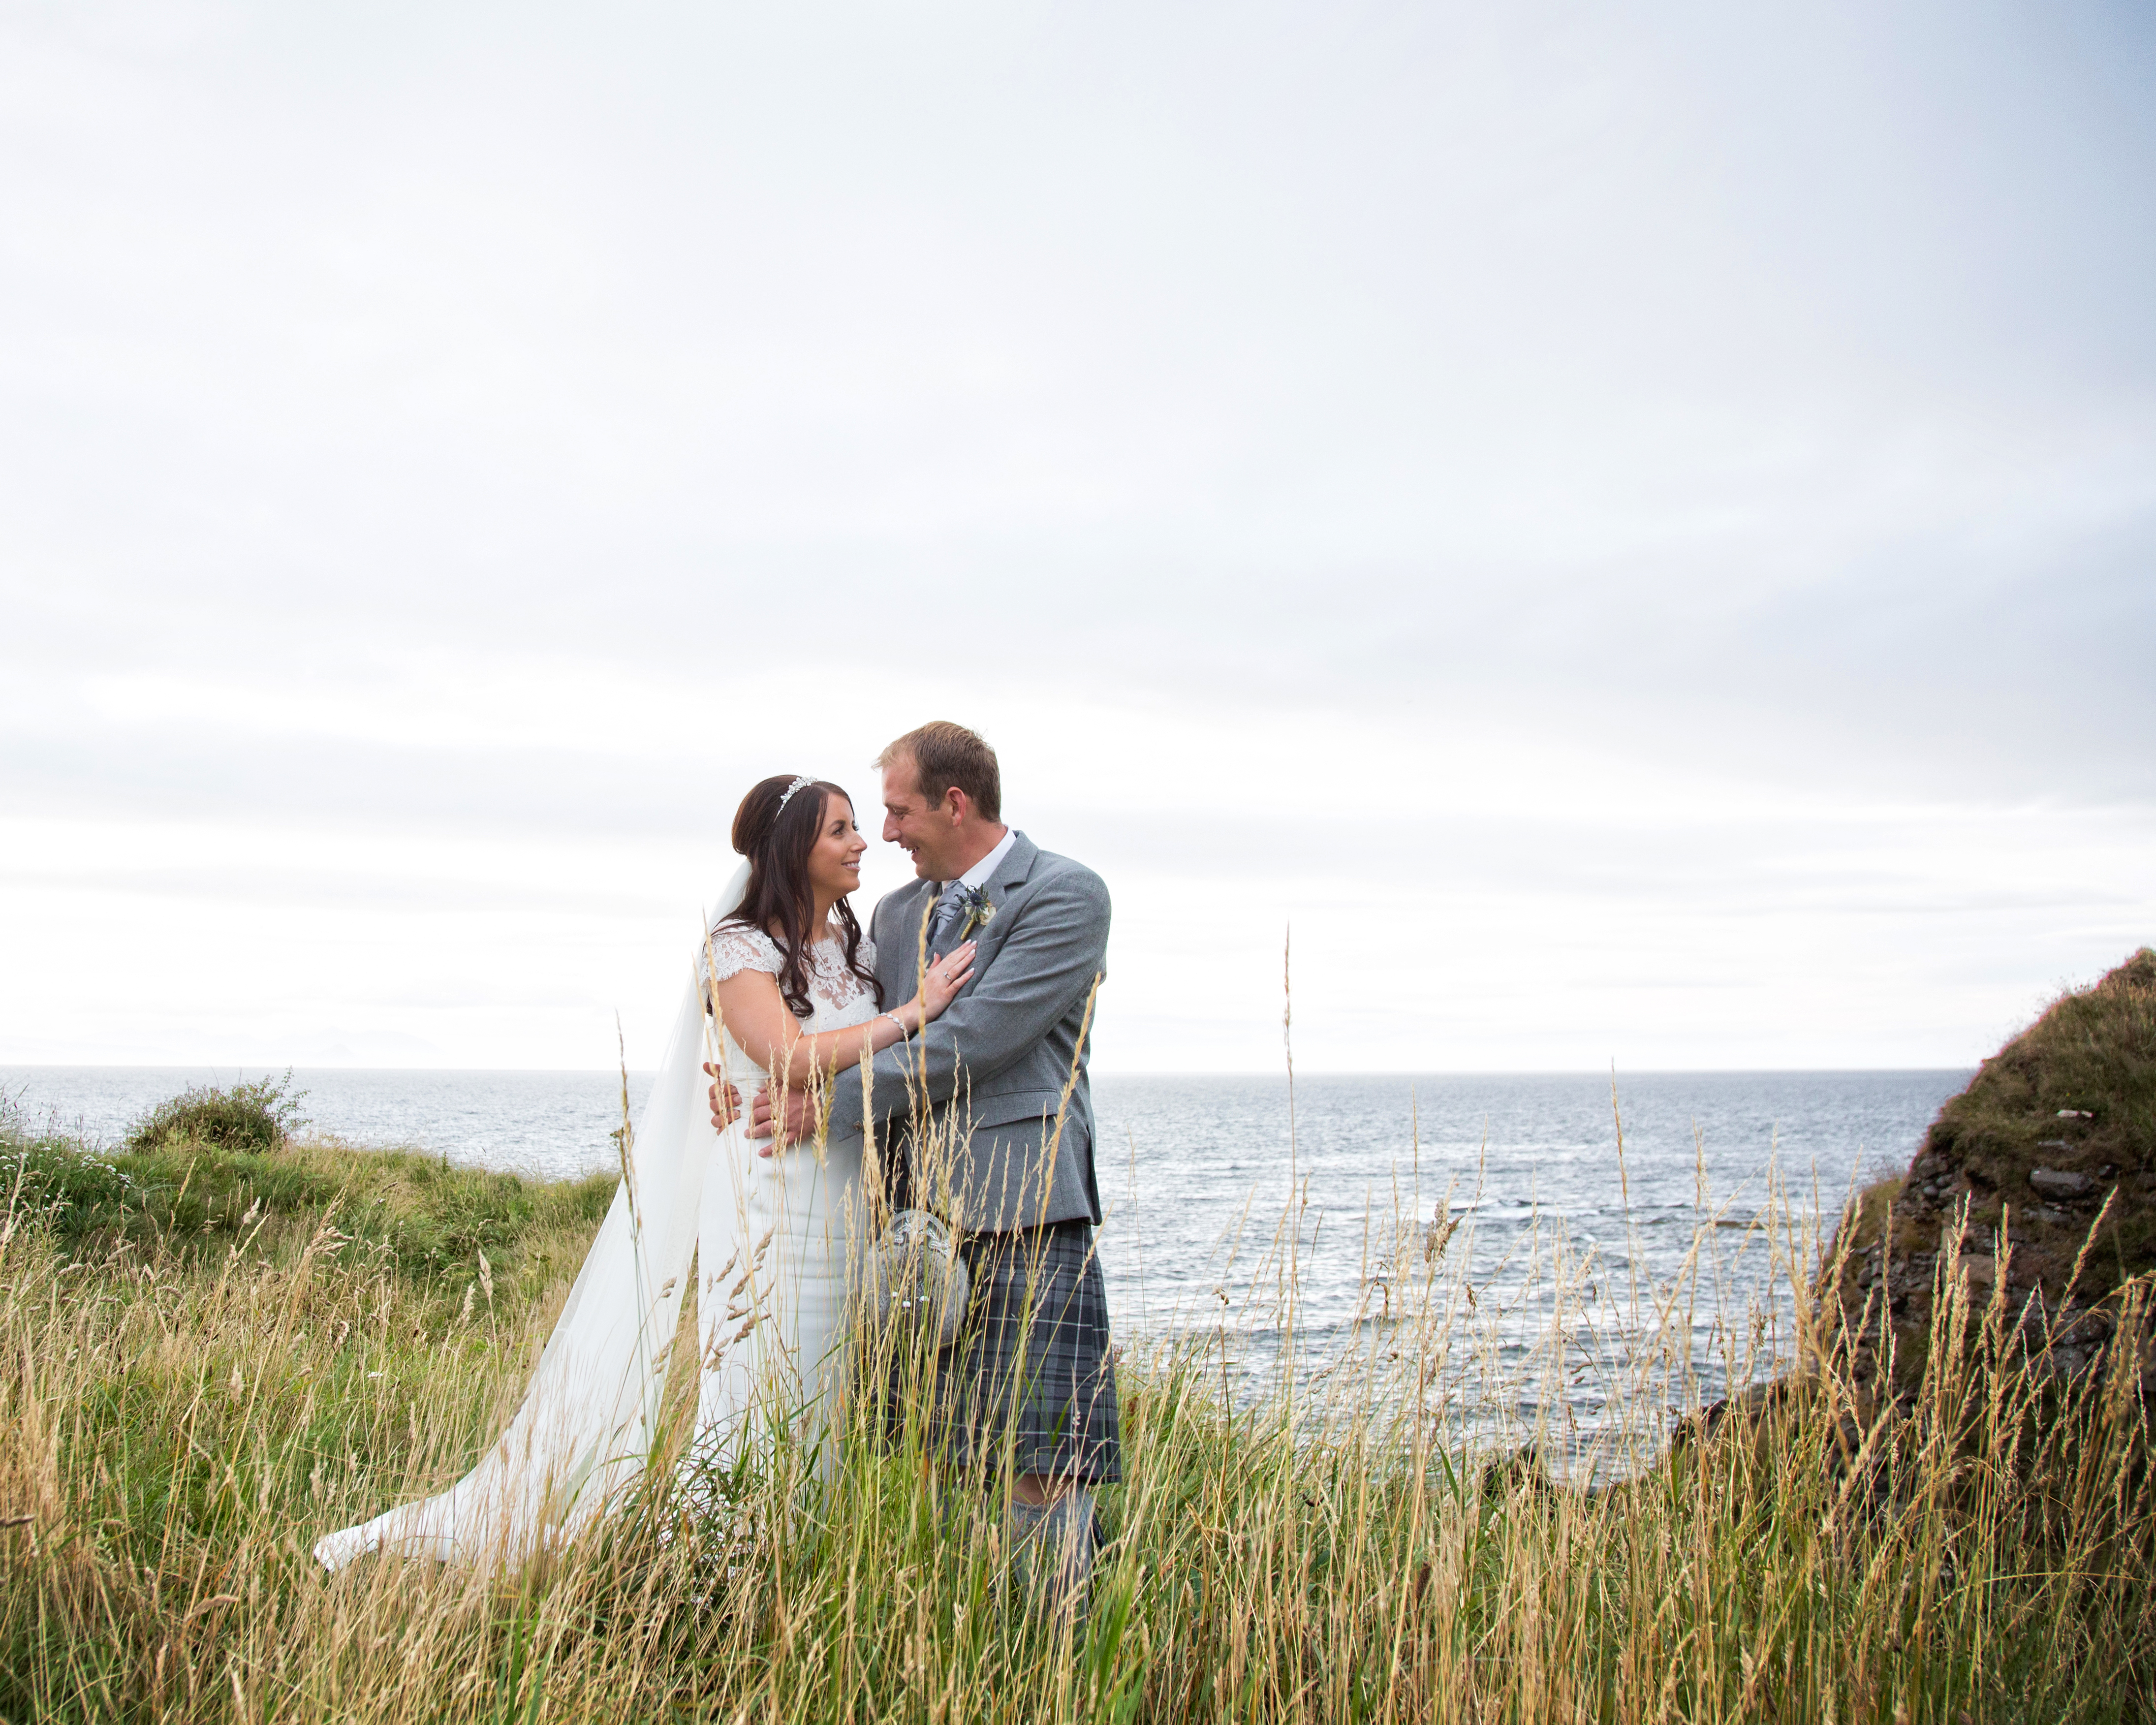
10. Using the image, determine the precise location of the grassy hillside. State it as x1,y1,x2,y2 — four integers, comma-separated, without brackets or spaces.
0,1086,2151,1722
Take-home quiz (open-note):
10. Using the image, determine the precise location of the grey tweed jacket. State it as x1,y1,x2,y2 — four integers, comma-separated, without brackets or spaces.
826,832,1109,1235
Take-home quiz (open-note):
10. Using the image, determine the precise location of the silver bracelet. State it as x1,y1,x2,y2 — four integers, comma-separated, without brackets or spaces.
880,1011,911,1039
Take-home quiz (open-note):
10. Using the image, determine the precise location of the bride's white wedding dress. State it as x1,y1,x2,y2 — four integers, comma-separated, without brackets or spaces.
689,924,878,1478
312,885,877,1572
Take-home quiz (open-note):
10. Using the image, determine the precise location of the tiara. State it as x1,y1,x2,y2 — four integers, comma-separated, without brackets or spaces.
777,774,815,812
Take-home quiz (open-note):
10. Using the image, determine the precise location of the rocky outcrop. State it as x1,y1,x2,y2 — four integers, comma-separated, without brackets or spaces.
1822,947,2156,1398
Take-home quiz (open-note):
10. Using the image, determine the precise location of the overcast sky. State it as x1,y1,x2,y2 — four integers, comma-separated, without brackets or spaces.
3,0,2152,1075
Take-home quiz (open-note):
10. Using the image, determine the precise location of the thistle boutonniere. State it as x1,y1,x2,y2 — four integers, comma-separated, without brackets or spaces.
953,884,997,942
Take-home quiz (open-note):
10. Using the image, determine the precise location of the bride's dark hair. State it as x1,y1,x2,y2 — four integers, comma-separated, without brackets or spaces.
720,776,881,1020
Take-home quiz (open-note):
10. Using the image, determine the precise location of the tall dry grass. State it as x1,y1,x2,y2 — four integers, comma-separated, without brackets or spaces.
0,1101,2150,1724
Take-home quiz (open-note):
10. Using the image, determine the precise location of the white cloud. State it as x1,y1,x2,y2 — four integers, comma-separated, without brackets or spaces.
2,0,2151,1072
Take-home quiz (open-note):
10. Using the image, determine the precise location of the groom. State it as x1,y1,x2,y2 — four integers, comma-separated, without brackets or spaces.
716,720,1119,1608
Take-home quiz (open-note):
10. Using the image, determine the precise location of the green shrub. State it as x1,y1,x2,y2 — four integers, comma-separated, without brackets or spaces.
122,1069,308,1154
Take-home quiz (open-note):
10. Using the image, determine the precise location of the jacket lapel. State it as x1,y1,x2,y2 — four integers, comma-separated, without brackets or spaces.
959,832,1036,956
877,878,938,1000
994,831,1038,897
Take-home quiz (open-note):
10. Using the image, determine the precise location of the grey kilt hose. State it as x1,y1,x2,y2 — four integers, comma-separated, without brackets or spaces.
904,1220,1122,1484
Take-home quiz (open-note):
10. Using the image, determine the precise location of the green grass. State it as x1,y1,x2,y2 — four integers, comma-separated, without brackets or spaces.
2,1118,614,1284
0,1094,2150,1723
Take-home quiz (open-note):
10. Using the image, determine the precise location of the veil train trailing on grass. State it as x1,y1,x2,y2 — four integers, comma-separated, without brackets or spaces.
313,861,857,1571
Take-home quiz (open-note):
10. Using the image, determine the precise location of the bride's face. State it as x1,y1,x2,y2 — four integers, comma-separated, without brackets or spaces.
806,794,869,903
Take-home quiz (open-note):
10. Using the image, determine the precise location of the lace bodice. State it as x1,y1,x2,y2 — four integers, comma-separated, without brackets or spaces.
702,921,880,1032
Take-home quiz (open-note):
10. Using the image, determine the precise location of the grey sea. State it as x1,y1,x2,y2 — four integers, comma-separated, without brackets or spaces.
3,1065,1967,1463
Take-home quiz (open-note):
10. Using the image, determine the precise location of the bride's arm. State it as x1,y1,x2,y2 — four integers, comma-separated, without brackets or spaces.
708,942,976,1086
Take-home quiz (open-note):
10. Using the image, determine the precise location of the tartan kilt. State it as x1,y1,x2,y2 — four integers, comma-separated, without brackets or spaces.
895,1219,1122,1484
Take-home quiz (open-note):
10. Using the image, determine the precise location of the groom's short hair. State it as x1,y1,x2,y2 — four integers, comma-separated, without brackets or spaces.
879,721,1001,822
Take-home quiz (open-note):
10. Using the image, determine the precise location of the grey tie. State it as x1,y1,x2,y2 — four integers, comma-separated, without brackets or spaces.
926,885,967,955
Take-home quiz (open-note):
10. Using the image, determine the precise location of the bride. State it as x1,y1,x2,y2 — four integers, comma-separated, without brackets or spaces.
313,773,975,1570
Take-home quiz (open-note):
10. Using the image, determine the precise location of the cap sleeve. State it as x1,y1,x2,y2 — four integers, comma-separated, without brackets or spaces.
702,923,782,986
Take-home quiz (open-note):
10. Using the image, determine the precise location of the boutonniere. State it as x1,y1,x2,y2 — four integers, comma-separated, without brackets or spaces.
953,884,997,941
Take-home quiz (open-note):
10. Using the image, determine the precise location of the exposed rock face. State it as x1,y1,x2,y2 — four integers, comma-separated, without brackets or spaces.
1823,947,2156,1397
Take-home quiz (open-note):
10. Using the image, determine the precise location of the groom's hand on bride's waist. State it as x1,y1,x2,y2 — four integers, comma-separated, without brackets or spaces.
745,1085,816,1156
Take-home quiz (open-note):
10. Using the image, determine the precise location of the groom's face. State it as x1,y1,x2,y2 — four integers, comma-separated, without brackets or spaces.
881,755,963,880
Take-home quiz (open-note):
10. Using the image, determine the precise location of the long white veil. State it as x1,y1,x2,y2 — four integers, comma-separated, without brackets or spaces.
313,862,752,1570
